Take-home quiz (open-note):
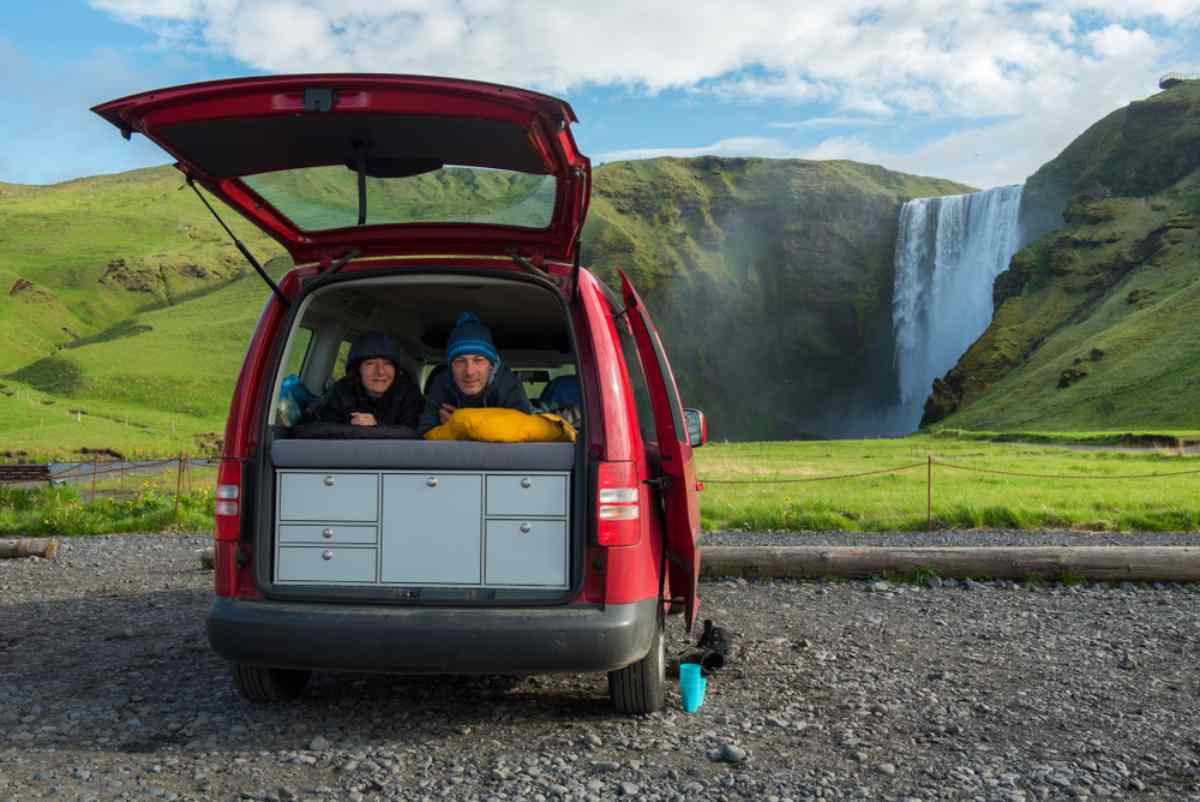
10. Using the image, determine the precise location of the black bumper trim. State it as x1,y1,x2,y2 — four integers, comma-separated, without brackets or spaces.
208,597,658,674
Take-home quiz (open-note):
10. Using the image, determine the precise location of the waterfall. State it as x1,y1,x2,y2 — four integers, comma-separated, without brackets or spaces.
891,184,1024,430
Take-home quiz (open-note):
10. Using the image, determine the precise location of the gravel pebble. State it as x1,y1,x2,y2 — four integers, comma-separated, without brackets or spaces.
1,532,1199,802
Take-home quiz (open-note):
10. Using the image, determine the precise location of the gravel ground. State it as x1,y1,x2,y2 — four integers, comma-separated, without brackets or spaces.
2,533,1199,802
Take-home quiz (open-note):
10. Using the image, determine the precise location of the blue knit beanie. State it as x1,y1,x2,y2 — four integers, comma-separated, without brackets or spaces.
446,312,499,366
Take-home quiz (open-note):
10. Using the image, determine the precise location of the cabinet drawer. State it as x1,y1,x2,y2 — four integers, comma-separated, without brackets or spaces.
485,519,567,587
278,524,377,545
279,472,378,522
277,546,377,583
381,474,482,584
486,474,566,517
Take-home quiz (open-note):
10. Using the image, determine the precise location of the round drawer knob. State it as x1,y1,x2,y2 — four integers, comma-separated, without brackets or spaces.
322,527,334,539
323,475,336,487
520,522,532,534
322,550,333,561
520,478,532,489
426,477,438,487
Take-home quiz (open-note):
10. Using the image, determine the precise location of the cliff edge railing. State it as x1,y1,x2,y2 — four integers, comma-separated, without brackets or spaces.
1159,72,1198,89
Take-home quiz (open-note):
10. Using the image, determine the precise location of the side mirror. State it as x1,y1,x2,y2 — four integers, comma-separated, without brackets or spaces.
684,408,708,448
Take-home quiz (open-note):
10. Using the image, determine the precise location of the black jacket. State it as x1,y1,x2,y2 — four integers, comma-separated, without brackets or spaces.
417,365,532,434
313,373,423,429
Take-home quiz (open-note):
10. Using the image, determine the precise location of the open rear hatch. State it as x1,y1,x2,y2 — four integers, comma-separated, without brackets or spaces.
93,75,590,264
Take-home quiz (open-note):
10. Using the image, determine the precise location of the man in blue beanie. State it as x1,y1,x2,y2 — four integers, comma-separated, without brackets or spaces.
417,312,533,434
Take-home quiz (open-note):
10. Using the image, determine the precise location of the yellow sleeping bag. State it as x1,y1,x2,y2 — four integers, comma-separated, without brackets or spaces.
424,407,577,443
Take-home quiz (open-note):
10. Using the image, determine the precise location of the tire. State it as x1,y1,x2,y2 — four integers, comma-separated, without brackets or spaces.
232,663,311,702
608,618,666,714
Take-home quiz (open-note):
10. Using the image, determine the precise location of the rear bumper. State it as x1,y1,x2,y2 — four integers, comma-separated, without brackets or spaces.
207,596,658,674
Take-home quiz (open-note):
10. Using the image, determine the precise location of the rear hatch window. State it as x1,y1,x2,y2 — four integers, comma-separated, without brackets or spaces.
244,165,556,232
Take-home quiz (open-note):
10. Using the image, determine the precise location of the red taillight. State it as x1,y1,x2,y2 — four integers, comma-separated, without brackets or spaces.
214,458,242,541
597,461,640,546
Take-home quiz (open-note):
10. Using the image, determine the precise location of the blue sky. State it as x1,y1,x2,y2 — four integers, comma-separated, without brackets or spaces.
2,1,1198,189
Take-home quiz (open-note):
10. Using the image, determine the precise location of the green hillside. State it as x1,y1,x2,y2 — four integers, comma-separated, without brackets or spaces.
0,167,282,374
0,156,967,455
926,80,1200,431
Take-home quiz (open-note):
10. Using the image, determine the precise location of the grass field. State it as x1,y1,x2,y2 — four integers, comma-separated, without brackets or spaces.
4,435,1199,535
695,435,1200,533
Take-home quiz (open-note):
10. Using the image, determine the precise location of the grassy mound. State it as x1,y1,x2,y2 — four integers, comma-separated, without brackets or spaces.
926,80,1200,432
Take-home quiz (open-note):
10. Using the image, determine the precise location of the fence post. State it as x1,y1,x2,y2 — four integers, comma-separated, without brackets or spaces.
174,452,184,520
927,455,934,531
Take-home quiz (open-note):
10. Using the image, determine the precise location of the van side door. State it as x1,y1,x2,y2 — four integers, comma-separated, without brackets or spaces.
618,271,700,632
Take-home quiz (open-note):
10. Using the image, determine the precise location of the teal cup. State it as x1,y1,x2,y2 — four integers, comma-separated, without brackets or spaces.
679,663,705,712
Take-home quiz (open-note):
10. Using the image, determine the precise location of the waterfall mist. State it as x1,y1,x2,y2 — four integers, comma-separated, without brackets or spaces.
890,185,1025,432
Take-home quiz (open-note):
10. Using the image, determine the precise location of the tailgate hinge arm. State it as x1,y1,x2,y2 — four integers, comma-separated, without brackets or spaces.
508,249,548,277
186,177,289,308
571,237,582,303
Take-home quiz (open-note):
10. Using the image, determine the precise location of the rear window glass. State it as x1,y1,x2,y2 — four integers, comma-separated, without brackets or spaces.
284,327,313,376
332,340,352,379
243,166,556,232
613,315,657,447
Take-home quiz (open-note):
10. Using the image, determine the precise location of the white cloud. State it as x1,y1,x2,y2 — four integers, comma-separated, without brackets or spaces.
84,1,1200,186
88,2,1198,99
597,137,807,163
801,136,890,164
768,116,888,129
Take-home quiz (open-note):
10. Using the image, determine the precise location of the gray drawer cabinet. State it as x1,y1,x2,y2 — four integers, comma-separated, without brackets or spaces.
275,469,568,588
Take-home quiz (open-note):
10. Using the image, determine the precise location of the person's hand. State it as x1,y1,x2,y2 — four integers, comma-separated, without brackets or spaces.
349,412,378,426
439,403,457,424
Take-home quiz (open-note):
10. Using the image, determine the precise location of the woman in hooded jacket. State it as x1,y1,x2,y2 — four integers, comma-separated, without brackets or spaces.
313,332,423,430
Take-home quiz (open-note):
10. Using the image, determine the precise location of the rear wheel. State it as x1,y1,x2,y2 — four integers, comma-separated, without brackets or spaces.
608,617,666,714
232,663,311,702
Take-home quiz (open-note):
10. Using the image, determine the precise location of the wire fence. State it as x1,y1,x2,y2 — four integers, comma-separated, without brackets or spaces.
0,455,220,514
700,454,1200,530
4,451,1198,531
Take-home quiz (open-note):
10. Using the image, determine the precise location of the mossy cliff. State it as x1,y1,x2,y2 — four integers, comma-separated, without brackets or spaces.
925,81,1200,430
583,157,968,439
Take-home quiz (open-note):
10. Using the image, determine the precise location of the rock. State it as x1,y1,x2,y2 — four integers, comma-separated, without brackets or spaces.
308,736,330,751
619,781,640,796
877,762,897,775
717,743,747,763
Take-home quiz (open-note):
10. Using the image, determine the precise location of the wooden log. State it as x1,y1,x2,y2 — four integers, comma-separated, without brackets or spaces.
0,538,58,560
198,546,214,570
701,546,1200,583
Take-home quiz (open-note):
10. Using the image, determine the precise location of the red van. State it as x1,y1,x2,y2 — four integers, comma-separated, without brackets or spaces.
94,75,706,713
